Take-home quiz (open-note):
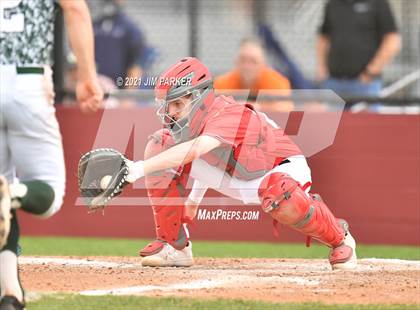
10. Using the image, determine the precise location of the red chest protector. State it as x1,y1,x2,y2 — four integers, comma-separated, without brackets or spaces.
190,96,302,180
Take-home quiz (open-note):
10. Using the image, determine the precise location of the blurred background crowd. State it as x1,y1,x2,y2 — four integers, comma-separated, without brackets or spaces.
58,0,420,113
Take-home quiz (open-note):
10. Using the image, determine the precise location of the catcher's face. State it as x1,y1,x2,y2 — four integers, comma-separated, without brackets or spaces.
167,95,193,121
156,94,193,127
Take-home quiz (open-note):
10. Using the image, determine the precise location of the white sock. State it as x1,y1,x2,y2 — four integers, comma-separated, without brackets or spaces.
0,250,23,302
9,183,27,200
9,183,27,209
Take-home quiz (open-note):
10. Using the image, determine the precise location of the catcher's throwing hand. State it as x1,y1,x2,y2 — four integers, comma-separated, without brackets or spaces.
77,148,142,212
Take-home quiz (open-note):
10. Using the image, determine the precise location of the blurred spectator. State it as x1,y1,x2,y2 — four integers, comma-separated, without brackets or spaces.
317,0,401,104
214,38,293,112
93,0,150,89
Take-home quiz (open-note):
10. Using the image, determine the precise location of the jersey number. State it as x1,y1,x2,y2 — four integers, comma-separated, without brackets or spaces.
0,0,24,32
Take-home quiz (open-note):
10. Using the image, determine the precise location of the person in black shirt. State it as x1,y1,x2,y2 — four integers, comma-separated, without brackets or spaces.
317,0,401,103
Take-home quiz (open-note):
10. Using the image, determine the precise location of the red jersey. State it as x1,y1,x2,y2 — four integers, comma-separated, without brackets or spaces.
190,95,302,180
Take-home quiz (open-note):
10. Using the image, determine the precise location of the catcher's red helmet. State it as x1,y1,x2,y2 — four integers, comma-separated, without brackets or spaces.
155,57,212,101
155,57,213,139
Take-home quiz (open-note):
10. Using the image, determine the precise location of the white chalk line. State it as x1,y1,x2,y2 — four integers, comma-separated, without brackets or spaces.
19,257,138,269
254,275,321,286
79,275,322,296
80,278,225,296
360,258,420,266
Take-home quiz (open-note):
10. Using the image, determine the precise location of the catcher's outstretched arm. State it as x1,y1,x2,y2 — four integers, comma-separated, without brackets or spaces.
145,135,221,173
127,135,221,183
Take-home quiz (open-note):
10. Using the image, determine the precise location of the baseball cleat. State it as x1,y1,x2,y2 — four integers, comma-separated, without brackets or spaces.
0,295,25,310
0,176,12,249
329,220,357,270
141,241,194,267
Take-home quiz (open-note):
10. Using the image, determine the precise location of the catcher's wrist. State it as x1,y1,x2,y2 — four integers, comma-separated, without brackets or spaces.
126,160,144,183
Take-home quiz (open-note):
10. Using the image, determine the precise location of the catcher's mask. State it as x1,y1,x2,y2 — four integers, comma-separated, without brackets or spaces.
155,57,213,141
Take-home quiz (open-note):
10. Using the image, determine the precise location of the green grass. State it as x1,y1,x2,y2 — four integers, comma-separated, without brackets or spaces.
20,236,420,260
28,295,419,310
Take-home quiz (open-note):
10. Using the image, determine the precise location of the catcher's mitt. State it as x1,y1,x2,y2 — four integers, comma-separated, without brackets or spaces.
78,148,129,212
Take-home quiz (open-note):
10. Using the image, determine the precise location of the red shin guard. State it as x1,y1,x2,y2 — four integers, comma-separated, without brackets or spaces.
143,129,190,252
258,173,344,248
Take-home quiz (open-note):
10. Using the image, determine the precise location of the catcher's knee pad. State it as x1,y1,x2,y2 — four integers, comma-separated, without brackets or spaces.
145,129,190,250
258,173,311,224
258,173,344,247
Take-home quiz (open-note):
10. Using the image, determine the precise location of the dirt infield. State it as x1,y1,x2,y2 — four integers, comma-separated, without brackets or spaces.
20,256,419,305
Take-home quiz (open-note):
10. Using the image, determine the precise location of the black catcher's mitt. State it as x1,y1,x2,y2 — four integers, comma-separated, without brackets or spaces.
78,148,129,212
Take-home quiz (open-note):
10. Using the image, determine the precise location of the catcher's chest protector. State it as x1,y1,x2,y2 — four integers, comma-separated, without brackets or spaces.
144,129,191,250
258,172,345,248
191,96,302,180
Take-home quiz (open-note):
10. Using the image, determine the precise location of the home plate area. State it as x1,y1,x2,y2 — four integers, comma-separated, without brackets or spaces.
20,256,419,305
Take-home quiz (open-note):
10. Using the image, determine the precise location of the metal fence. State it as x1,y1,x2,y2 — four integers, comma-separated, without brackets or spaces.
87,0,419,97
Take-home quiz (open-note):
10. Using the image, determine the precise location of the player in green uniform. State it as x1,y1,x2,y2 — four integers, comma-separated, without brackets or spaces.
0,1,103,309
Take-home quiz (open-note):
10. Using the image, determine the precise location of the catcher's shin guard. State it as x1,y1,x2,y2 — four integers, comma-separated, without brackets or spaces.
142,129,190,252
258,173,344,248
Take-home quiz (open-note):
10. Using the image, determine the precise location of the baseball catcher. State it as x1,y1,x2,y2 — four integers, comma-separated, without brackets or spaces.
78,57,357,270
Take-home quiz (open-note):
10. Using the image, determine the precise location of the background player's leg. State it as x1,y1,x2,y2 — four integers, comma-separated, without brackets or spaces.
1,70,65,305
0,66,24,303
0,129,13,249
0,126,14,182
0,210,24,302
7,72,66,218
0,66,15,247
10,180,55,215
